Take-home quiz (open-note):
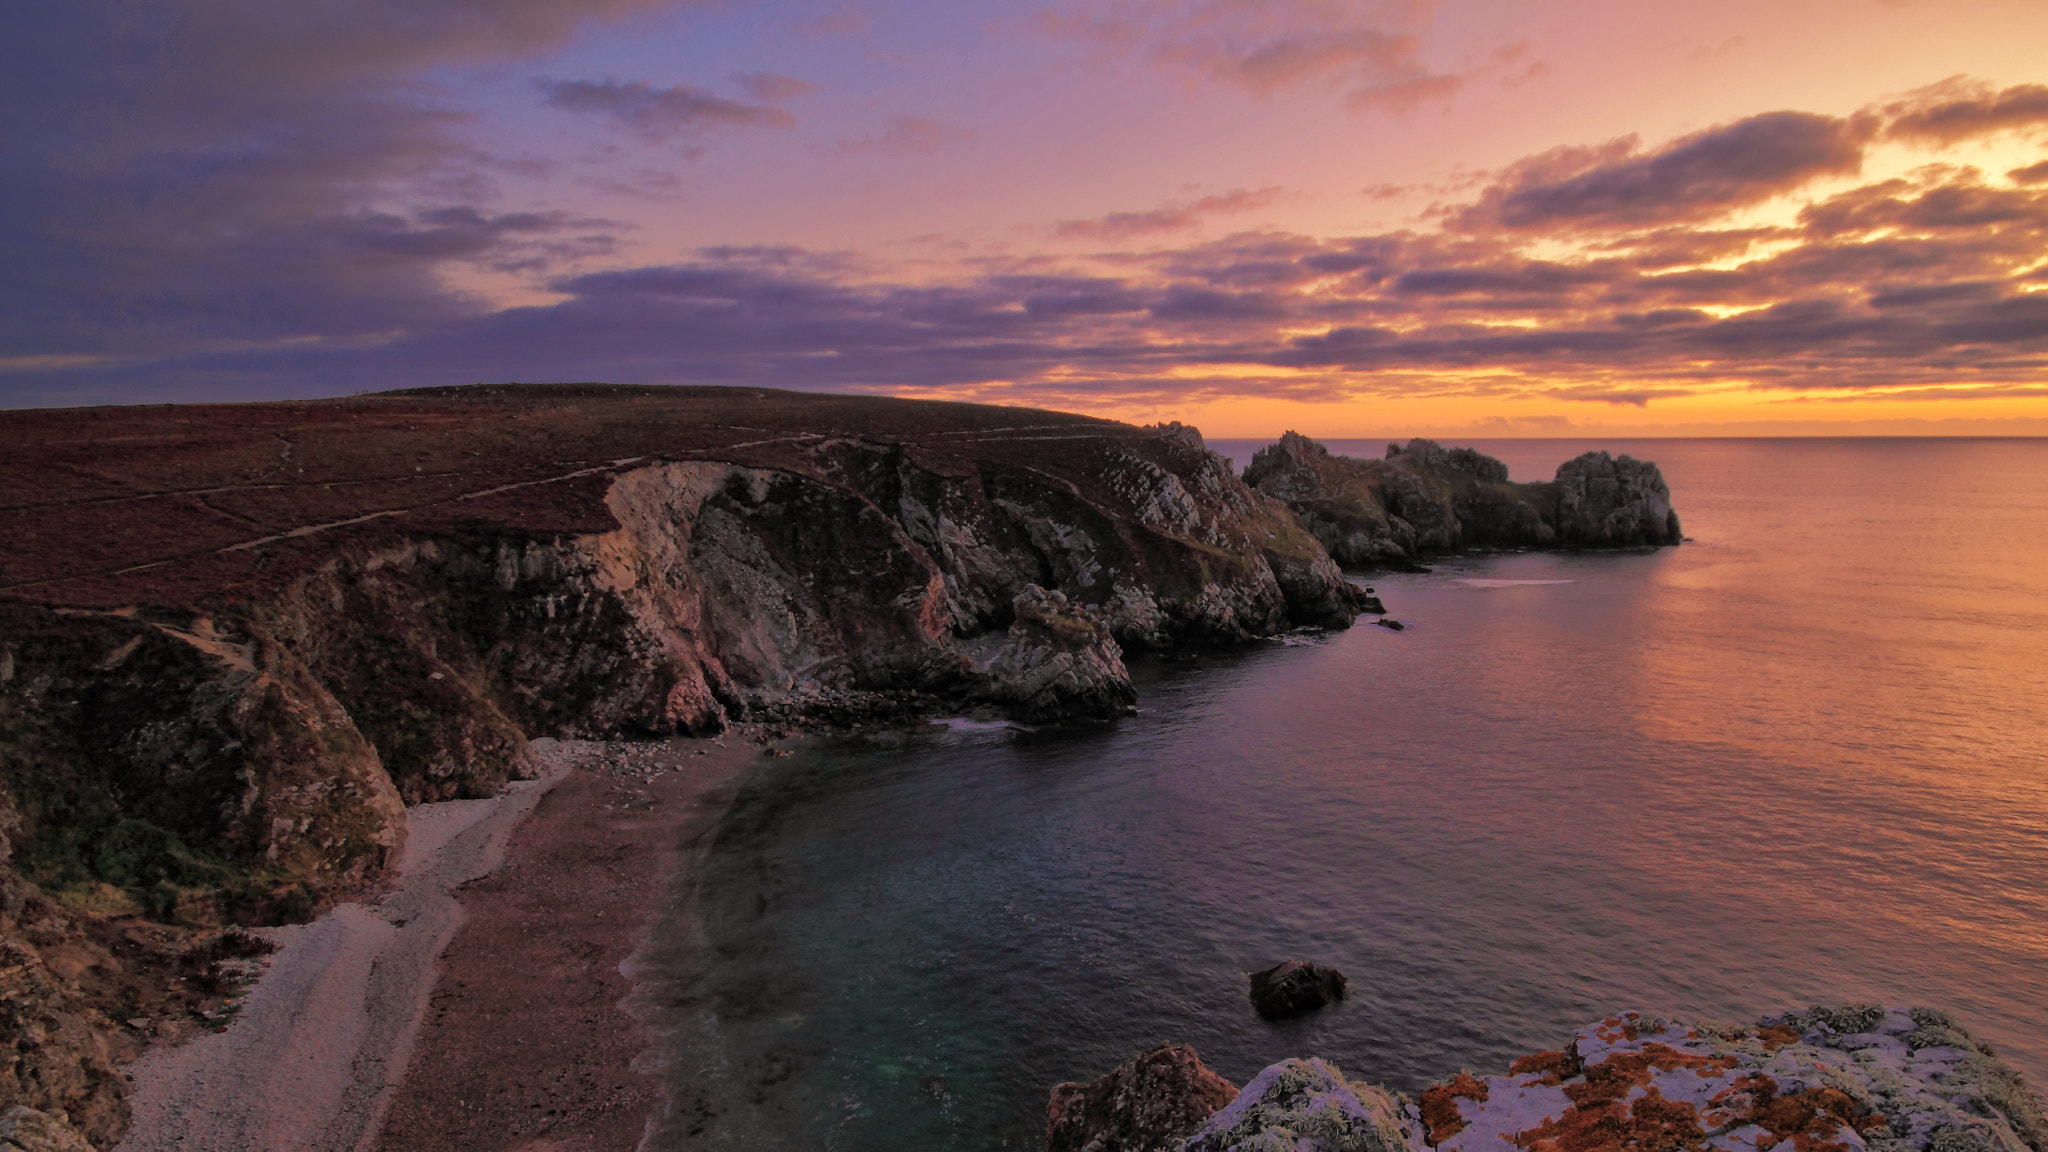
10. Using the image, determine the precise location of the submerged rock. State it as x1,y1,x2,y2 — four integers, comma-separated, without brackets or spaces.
1047,1043,1239,1152
1249,960,1348,1020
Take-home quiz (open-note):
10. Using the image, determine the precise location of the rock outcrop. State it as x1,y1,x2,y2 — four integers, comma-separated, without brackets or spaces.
1048,1044,1240,1152
1070,1007,2046,1152
1185,1057,1416,1152
1248,960,1348,1020
1243,433,1682,569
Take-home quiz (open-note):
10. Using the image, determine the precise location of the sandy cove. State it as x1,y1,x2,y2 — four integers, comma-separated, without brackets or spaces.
112,734,767,1152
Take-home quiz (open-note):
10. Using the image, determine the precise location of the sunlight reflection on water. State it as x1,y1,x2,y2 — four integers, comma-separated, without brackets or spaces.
651,438,2048,1152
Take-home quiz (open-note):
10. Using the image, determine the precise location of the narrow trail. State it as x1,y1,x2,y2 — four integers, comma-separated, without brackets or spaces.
0,460,636,594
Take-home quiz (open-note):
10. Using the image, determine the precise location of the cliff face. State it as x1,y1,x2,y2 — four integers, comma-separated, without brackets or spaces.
0,386,1379,1144
1243,432,1683,569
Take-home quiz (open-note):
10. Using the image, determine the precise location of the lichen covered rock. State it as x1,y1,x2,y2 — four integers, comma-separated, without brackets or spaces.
1048,1043,1239,1152
1183,1057,1419,1152
1417,1009,2045,1152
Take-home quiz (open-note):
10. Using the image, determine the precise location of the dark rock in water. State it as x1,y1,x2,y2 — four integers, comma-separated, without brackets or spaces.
1248,961,1347,1020
1374,618,1404,631
1358,586,1386,614
1045,1043,1238,1152
1243,431,1682,569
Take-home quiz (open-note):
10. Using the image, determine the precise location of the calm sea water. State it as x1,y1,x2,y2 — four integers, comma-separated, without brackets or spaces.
641,439,2048,1151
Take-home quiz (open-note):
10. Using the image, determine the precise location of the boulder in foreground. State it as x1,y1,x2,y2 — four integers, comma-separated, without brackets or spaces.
1184,1057,1415,1152
1177,1007,2046,1152
1047,1043,1239,1152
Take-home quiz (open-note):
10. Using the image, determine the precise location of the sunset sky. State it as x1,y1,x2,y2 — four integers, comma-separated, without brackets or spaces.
5,0,2048,434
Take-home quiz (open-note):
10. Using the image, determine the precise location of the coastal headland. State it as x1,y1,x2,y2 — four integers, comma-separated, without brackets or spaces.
0,384,1690,1148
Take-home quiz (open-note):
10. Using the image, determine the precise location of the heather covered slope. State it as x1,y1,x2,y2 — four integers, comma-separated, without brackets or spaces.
0,384,1372,1145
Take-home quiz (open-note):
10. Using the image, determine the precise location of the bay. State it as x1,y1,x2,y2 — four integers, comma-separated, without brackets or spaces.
645,438,2048,1150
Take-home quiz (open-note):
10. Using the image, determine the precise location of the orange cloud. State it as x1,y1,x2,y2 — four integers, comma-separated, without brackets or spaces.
1056,188,1287,240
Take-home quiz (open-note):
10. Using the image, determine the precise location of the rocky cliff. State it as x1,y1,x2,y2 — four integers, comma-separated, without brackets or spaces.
1243,432,1683,569
1055,1008,2047,1152
0,385,1375,1144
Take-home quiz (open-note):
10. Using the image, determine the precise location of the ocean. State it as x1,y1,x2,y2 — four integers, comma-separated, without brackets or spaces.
639,438,2048,1150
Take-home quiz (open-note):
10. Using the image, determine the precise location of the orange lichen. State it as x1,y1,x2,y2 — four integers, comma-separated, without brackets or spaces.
1422,1072,1493,1144
1595,1017,1646,1044
1705,1071,1886,1152
1563,1047,1739,1109
1755,1026,1800,1051
1512,1049,1584,1086
1516,1085,1706,1152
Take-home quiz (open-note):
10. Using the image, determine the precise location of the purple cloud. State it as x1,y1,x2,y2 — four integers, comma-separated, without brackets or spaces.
1057,189,1286,240
539,78,797,140
1457,111,1872,231
1883,80,2048,144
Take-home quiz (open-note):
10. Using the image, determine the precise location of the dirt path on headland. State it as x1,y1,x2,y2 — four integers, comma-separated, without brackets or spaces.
374,736,763,1152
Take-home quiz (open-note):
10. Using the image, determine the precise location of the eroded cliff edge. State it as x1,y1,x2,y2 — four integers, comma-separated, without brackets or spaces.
0,385,1373,1144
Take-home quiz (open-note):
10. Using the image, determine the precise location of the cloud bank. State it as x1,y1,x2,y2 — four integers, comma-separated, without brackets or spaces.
3,6,2045,418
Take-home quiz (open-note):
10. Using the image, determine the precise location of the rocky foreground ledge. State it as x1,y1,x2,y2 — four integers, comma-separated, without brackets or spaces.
1050,1009,2047,1152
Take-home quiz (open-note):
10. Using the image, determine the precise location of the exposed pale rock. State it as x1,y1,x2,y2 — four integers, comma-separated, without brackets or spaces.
0,1106,97,1152
968,585,1136,722
1182,1057,1418,1152
1047,1043,1239,1152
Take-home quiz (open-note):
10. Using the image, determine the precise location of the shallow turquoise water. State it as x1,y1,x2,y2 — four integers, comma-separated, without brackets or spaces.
646,439,2048,1150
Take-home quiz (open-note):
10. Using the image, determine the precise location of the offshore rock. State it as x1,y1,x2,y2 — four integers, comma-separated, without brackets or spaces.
1553,451,1685,547
1249,960,1348,1020
1047,1043,1239,1152
1182,1057,1418,1152
1243,433,1682,569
